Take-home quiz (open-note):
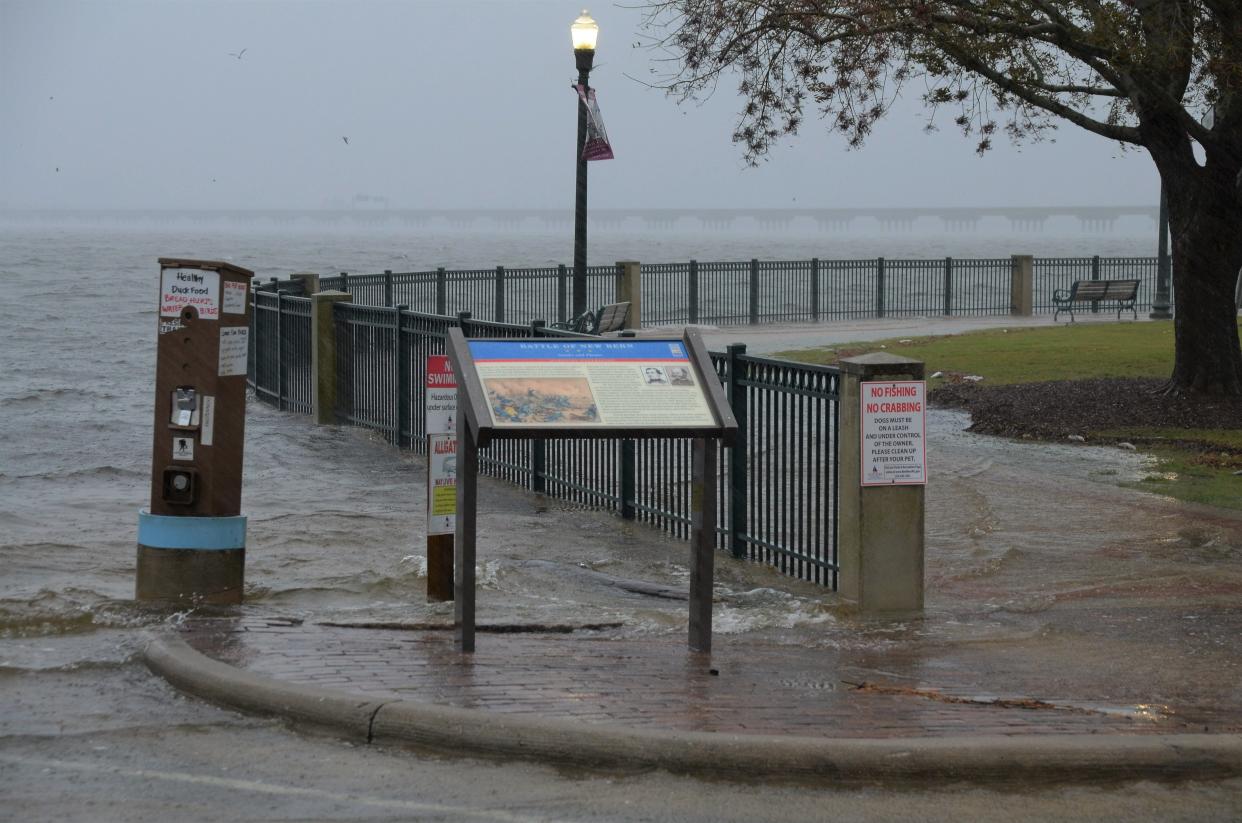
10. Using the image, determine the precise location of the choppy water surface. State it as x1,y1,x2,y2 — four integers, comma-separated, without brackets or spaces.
0,222,1176,677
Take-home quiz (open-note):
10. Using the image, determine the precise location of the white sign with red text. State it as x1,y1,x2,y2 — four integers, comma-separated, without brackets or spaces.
860,380,927,486
425,355,457,435
160,268,220,319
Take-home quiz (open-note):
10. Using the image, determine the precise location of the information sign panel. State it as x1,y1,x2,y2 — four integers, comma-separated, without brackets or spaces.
425,355,457,435
467,339,715,429
427,433,457,535
860,380,927,486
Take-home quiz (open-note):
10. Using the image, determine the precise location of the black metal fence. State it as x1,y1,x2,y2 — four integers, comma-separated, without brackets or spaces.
249,298,841,588
258,255,1166,327
250,290,313,414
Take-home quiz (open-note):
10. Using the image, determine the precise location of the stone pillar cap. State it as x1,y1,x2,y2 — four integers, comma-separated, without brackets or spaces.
839,352,924,377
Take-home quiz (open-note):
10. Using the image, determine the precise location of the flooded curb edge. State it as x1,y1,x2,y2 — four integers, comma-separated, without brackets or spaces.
142,632,1242,784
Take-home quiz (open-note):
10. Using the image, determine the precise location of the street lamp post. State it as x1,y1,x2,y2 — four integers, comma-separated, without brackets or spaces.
571,10,598,319
1150,183,1172,319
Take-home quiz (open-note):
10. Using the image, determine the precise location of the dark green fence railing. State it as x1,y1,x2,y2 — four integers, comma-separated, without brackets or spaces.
260,254,1166,328
248,297,841,589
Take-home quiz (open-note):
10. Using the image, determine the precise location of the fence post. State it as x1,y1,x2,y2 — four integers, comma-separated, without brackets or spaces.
289,272,319,295
383,270,394,308
531,439,547,494
620,440,636,519
340,272,350,294
528,320,548,493
275,292,285,411
876,257,886,318
749,259,760,325
435,267,447,315
557,264,568,322
1010,255,1034,316
311,290,353,425
248,281,258,387
1091,254,1101,313
394,304,409,447
688,259,699,324
726,343,748,559
838,353,925,613
616,260,641,329
943,257,953,316
494,266,505,322
456,311,472,337
811,258,820,322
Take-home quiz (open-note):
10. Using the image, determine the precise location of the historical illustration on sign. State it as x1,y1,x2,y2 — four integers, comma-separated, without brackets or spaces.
468,340,716,428
484,377,599,424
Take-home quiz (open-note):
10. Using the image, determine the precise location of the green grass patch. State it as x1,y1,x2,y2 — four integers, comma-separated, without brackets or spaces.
776,319,1242,511
1129,447,1242,510
774,319,1242,388
1095,427,1242,451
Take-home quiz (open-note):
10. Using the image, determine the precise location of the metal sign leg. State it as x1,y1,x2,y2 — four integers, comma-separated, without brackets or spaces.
454,412,477,652
689,438,716,653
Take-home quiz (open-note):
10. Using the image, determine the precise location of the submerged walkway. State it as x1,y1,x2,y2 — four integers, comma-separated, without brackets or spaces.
144,312,1242,781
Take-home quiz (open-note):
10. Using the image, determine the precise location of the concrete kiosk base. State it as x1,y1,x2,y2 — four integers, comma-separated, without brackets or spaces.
135,509,247,604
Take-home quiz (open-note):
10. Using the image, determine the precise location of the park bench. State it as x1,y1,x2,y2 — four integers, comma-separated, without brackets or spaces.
1051,279,1140,322
551,301,631,335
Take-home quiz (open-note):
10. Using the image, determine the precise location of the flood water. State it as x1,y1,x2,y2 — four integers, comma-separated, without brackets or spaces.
2,219,1200,701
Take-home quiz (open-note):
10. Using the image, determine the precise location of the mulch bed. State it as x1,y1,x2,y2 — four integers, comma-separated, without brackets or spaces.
929,377,1242,449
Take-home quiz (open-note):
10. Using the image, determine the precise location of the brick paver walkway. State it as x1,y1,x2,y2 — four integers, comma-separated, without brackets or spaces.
180,616,1239,739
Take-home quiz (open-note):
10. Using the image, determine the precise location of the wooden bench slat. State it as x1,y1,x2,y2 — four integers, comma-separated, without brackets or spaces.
1054,278,1139,322
596,302,631,333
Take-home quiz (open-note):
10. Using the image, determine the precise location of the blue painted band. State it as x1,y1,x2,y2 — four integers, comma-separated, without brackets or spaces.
137,509,247,551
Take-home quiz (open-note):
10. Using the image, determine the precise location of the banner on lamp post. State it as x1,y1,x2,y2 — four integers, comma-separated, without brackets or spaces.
574,84,615,161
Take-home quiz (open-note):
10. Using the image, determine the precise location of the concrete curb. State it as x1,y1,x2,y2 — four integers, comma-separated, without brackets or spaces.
143,632,1242,784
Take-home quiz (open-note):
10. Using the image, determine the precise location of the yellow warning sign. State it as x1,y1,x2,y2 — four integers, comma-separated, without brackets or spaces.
431,485,456,517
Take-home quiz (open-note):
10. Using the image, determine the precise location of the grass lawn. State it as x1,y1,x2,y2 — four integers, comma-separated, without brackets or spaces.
772,319,1218,385
775,318,1242,510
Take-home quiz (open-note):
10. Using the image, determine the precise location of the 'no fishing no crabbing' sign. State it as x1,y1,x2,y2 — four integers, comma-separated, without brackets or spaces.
860,381,927,486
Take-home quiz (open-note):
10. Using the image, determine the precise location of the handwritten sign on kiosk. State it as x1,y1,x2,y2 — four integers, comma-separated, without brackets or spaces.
160,267,220,320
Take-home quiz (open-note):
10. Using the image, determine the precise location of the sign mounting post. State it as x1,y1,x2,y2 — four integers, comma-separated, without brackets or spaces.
446,329,736,654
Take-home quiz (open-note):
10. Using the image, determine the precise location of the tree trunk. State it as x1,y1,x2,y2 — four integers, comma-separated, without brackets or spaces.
1162,163,1242,396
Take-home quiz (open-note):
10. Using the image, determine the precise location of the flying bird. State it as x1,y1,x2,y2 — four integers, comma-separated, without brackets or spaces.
342,136,349,145
228,48,247,60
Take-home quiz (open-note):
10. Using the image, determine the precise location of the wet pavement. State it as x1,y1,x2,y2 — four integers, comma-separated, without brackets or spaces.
173,403,1242,742
178,615,1239,739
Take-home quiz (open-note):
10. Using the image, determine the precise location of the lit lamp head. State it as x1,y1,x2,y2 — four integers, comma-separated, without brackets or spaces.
571,9,598,74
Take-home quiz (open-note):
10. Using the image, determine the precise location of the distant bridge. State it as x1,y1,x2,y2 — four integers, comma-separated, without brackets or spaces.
0,206,1159,233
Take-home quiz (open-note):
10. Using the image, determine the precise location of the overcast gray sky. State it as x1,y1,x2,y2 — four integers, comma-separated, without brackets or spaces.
1,0,1158,210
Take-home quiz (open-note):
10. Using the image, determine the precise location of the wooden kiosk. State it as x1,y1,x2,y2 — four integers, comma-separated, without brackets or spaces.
446,328,737,653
